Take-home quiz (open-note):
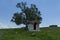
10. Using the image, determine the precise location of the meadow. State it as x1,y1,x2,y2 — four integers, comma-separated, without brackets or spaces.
0,27,60,40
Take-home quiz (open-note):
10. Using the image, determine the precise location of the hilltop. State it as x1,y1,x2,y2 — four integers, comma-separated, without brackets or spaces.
0,27,60,40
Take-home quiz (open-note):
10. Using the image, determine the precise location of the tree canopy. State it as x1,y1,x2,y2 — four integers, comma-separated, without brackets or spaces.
11,2,42,28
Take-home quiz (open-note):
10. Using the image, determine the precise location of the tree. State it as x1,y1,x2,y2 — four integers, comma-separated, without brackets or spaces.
11,2,42,29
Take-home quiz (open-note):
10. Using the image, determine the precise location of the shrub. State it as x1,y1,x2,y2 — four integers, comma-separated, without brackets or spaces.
49,25,58,27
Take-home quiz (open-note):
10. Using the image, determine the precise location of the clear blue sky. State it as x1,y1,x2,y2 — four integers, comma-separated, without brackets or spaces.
0,0,60,28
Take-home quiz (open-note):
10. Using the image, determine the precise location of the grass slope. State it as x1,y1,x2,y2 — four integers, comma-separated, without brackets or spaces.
0,27,60,40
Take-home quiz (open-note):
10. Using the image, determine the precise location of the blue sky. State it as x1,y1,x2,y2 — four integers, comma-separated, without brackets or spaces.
0,0,60,28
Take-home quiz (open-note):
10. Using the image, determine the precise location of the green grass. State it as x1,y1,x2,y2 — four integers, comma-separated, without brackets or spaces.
0,27,60,40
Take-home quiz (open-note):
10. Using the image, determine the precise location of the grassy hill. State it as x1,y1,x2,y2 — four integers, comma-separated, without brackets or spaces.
0,27,60,40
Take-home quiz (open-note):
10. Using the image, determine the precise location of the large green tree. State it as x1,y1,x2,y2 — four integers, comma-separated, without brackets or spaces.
11,2,42,29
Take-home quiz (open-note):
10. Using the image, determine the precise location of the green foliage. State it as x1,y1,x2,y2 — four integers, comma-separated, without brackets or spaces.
11,12,23,25
49,25,58,27
11,2,42,26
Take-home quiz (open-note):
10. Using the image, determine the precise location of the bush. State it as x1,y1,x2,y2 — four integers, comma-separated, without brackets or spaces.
49,25,58,27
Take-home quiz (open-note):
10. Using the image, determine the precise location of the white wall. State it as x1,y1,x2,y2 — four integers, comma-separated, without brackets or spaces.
28,24,40,31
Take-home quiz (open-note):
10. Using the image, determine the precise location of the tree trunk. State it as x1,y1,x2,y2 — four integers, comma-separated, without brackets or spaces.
25,24,28,30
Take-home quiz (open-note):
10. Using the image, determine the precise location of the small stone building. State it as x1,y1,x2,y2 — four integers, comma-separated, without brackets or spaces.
28,20,40,31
